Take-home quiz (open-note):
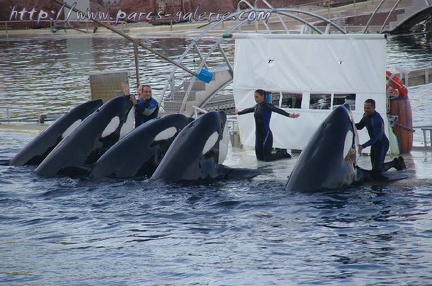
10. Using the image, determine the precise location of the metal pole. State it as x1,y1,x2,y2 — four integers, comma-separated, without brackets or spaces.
180,0,185,14
379,0,402,33
363,0,386,33
133,40,140,88
52,0,200,78
354,0,356,18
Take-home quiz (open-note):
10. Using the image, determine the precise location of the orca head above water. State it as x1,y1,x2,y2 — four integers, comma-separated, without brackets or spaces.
9,99,103,166
150,111,232,183
90,113,194,179
34,96,134,177
285,103,359,192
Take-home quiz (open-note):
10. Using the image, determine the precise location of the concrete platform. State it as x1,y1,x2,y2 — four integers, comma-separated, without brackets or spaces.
1,122,430,184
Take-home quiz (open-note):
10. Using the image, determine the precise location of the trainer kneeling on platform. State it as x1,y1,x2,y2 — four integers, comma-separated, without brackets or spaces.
356,98,406,181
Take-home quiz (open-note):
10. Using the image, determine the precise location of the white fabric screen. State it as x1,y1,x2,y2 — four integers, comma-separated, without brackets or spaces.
233,33,387,152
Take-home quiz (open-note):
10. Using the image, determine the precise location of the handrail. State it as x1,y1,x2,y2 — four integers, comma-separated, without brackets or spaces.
0,19,127,30
159,6,348,113
363,0,386,33
177,7,347,114
192,105,208,118
379,0,402,33
49,0,209,87
0,19,127,41
180,18,249,114
0,106,49,122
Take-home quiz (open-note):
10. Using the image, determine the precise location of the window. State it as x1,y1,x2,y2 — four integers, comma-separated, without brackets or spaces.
266,91,280,106
309,94,331,110
265,92,302,109
333,93,356,110
281,93,302,108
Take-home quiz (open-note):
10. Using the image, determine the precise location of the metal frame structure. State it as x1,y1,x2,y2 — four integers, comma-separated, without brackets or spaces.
159,0,430,116
159,0,351,115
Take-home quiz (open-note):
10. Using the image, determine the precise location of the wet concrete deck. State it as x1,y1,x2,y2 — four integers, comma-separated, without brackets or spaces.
223,137,432,184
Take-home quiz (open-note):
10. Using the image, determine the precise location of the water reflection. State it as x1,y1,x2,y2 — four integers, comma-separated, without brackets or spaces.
0,36,187,117
0,33,432,121
386,32,432,70
2,31,432,285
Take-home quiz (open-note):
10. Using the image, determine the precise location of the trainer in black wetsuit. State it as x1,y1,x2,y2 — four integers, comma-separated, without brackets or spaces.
356,99,406,180
237,89,300,162
121,82,159,127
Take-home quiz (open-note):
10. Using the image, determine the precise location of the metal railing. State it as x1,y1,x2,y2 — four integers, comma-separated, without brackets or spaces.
0,19,127,40
0,106,59,123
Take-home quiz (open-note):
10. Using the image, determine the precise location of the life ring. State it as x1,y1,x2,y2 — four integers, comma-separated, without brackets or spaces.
386,71,408,96
386,84,399,97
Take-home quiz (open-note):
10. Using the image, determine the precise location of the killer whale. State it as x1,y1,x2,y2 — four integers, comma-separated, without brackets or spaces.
90,113,193,179
9,99,103,166
285,104,360,192
35,96,134,177
285,103,409,192
151,111,259,183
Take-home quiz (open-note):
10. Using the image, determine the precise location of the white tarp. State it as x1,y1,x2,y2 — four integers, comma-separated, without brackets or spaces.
233,33,388,152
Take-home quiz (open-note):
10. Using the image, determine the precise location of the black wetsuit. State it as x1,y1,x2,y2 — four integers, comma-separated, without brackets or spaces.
135,97,159,127
238,102,291,161
356,111,395,177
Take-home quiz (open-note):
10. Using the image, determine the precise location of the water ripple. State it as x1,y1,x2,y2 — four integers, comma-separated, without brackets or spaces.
1,34,432,285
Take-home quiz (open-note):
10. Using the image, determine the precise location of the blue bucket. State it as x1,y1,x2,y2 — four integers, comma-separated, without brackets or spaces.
196,69,213,83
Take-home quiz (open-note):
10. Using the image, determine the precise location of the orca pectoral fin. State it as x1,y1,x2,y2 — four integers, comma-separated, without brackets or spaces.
218,165,260,181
